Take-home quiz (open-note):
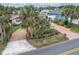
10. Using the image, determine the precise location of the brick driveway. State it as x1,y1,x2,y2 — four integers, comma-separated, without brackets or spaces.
51,22,79,40
10,28,27,41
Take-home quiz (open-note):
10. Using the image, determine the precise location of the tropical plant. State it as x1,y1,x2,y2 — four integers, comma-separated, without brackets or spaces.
61,5,79,24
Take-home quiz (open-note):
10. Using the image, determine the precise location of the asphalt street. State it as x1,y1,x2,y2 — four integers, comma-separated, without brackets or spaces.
20,38,79,55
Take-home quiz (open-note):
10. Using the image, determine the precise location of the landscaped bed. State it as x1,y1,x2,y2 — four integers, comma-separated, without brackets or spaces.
0,41,6,54
28,34,68,48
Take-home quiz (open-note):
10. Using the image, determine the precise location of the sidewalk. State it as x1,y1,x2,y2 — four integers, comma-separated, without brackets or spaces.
2,40,36,55
51,22,79,40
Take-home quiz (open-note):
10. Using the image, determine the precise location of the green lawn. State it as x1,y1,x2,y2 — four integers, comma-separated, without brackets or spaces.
0,41,6,54
70,24,79,33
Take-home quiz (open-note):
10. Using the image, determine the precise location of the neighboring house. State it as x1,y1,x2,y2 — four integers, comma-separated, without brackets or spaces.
71,19,79,25
10,11,22,24
39,10,50,19
47,9,79,25
39,9,66,20
47,9,66,20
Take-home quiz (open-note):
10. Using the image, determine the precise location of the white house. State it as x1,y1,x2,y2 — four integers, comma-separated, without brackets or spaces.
10,11,22,25
39,10,50,19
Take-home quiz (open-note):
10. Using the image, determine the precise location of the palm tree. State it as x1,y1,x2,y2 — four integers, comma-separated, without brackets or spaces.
47,6,55,10
19,5,38,39
20,5,51,39
61,5,79,24
0,16,7,43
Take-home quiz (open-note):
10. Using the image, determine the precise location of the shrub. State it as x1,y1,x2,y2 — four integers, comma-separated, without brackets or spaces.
53,20,59,24
64,19,68,25
59,20,64,26
70,24,79,32
0,41,6,54
28,34,68,48
32,29,59,39
5,24,22,40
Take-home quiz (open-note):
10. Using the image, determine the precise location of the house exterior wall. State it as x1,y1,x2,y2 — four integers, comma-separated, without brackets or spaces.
10,14,22,24
12,18,22,24
72,19,79,25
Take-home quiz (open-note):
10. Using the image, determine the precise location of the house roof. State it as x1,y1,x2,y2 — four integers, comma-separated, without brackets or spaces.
55,15,66,20
10,15,20,20
48,9,62,15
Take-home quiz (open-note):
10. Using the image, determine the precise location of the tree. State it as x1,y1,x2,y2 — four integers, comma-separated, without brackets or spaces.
19,5,39,39
20,5,51,39
47,6,55,10
61,5,79,24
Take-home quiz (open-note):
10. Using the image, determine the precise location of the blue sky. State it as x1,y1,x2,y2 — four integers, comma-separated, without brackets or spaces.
1,3,79,7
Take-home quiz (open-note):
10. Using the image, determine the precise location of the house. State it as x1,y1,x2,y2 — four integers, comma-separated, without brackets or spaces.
47,9,65,20
39,10,50,19
39,9,66,20
39,9,79,25
10,11,22,24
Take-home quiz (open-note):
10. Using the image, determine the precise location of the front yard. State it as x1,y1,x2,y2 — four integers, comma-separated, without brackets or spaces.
5,24,22,41
53,20,79,33
28,34,68,48
0,41,6,54
0,24,22,54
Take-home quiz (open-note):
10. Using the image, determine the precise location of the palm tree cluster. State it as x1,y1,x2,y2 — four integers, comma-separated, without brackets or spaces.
61,5,79,24
1,4,79,40
0,4,13,42
19,5,50,39
0,5,13,23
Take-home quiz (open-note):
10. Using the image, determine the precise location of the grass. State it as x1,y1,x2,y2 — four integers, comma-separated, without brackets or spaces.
70,24,79,33
64,23,79,33
28,34,68,48
0,41,6,54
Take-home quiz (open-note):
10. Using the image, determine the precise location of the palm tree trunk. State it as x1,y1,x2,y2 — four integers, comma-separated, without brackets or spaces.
78,20,79,25
26,28,30,40
70,18,72,24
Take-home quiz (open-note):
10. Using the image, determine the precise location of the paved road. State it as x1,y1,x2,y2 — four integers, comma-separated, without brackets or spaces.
20,38,79,55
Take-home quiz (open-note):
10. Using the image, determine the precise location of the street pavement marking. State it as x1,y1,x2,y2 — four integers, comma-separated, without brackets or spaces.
59,47,79,55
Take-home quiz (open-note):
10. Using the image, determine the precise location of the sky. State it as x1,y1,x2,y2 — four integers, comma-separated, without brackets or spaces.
1,3,79,7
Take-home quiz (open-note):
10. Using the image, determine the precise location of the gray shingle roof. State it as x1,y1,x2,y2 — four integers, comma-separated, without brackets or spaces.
48,9,62,15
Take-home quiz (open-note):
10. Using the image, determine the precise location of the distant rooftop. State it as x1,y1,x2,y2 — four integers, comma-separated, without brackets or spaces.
48,9,62,15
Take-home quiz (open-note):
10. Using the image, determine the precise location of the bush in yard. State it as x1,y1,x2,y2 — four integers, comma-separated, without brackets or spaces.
64,19,68,25
0,41,6,54
5,24,22,41
53,20,59,24
70,24,79,32
32,28,59,39
59,20,64,26
29,34,68,48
